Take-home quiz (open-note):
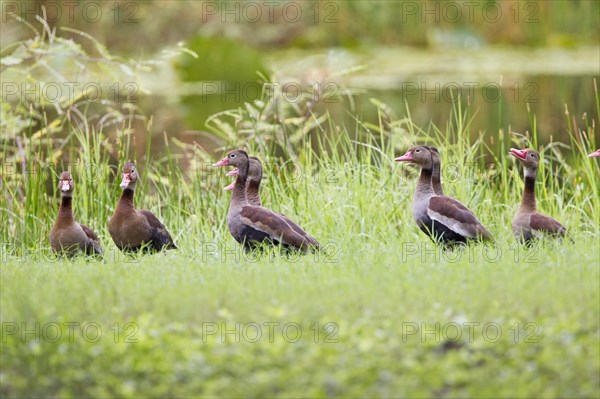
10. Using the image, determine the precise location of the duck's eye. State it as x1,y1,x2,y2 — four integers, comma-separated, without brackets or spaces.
415,149,421,153
230,154,236,158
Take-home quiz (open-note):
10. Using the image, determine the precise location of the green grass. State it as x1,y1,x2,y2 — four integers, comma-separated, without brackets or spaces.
2,25,600,396
1,246,599,397
1,91,599,397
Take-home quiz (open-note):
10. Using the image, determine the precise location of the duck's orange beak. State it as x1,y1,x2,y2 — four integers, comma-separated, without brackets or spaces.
213,157,229,167
120,173,131,189
509,148,528,160
588,149,600,158
395,151,413,162
60,180,71,192
226,168,239,177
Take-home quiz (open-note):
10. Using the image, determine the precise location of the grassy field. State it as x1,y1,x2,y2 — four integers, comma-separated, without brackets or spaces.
2,87,599,398
1,243,599,397
1,16,600,396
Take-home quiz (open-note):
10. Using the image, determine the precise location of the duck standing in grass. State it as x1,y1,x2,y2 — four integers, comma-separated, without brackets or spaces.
224,156,263,206
108,162,177,253
395,146,493,246
225,156,318,238
509,148,566,245
50,171,102,257
214,150,319,252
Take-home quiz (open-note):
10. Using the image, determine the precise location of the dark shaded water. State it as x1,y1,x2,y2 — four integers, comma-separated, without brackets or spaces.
135,46,600,158
353,74,598,139
140,76,598,155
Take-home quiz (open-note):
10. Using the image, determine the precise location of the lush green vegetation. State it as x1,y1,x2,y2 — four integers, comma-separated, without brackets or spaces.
2,81,599,397
5,0,599,51
2,5,599,399
2,246,599,397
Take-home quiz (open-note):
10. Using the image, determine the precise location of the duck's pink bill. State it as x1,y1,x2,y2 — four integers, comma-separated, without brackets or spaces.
395,151,413,162
120,174,131,189
588,149,600,158
509,148,528,160
226,168,239,177
224,182,235,191
213,158,229,167
61,181,70,191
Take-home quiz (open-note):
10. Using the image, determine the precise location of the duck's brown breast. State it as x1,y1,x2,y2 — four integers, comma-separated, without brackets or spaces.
108,209,152,247
50,223,88,254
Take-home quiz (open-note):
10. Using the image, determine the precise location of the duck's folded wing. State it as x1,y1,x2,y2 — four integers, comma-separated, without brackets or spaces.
240,206,315,249
427,196,492,240
278,213,320,247
140,210,177,249
530,213,566,235
79,224,103,255
80,224,99,241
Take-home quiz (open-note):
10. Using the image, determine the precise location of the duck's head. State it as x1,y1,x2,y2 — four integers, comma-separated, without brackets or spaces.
120,161,139,190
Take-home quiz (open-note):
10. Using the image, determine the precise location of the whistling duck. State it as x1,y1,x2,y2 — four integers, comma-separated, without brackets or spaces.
429,146,444,196
225,156,319,238
108,162,176,253
49,171,102,257
214,150,319,252
588,149,600,158
224,156,262,206
509,148,566,244
395,146,493,245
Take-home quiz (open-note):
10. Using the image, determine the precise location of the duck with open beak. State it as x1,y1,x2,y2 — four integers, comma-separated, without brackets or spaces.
214,150,319,252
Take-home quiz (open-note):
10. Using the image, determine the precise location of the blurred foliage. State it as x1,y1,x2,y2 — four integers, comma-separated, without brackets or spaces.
3,1,599,150
174,36,269,131
176,36,268,83
0,10,194,166
2,0,599,54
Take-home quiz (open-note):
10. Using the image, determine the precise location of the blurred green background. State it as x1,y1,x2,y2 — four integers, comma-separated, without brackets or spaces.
2,0,599,159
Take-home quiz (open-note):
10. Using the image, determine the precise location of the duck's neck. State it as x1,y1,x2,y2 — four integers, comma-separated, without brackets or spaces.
58,195,74,224
246,179,262,206
520,167,537,212
231,162,249,206
416,167,435,199
118,188,135,210
431,162,443,195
